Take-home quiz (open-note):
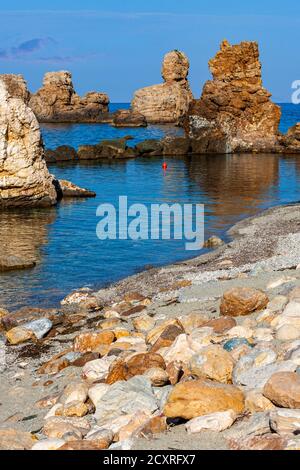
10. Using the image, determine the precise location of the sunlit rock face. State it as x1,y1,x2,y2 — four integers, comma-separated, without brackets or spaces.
185,40,282,153
132,50,193,124
29,71,109,123
0,76,57,208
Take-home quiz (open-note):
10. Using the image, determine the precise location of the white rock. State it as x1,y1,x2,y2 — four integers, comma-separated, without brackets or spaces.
233,359,296,389
82,356,116,381
59,381,88,405
253,328,273,342
273,301,300,330
185,410,236,433
32,438,65,450
88,383,110,407
44,404,63,420
94,376,158,425
23,318,53,339
267,295,288,313
276,324,300,341
226,326,254,339
161,334,195,364
109,439,134,450
267,277,296,290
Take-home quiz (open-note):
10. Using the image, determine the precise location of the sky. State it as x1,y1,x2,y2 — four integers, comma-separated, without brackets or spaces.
0,1,299,102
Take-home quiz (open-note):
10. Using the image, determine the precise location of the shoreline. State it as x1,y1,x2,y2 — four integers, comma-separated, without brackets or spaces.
1,202,300,450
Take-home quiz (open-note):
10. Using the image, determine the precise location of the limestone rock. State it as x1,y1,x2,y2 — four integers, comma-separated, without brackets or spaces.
164,379,244,419
0,74,30,103
220,287,268,317
146,318,184,345
0,77,57,208
150,323,184,353
263,372,300,408
6,326,34,345
276,324,300,341
57,180,96,198
270,409,300,435
74,330,115,353
106,353,166,384
186,40,281,153
162,137,190,156
0,428,37,450
29,71,109,123
45,145,78,163
21,318,53,339
185,410,236,433
189,345,234,383
144,367,169,387
132,50,193,124
32,438,65,450
112,109,147,127
88,383,110,407
58,381,88,405
245,390,275,412
82,356,116,382
43,416,91,440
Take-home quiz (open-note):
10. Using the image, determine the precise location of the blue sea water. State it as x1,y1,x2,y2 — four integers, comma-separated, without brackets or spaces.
1,103,300,310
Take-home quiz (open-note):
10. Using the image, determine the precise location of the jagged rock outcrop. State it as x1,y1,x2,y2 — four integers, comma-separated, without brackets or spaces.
185,41,282,153
29,71,109,123
0,74,30,104
0,77,57,208
132,50,193,124
112,109,147,127
280,123,300,153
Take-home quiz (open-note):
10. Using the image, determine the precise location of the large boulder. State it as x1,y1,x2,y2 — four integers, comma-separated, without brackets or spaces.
185,40,281,153
132,50,193,124
0,76,57,208
29,71,109,123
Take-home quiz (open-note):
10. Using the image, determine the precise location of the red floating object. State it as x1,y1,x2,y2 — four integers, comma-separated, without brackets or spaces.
162,162,168,170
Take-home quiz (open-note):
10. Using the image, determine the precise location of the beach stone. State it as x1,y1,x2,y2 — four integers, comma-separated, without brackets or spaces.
233,357,295,389
85,428,113,448
35,394,59,409
270,409,300,435
166,361,183,385
88,383,110,407
226,411,271,442
245,390,275,412
138,415,167,437
161,334,195,365
5,326,34,345
132,315,155,332
187,327,215,352
43,416,90,440
103,309,120,319
22,318,53,339
74,330,115,353
164,379,244,419
203,236,224,249
144,367,169,386
58,440,109,450
178,312,209,334
267,295,289,312
38,356,70,375
263,372,300,408
117,411,153,441
146,318,183,345
229,434,286,451
32,438,65,450
253,328,273,342
273,301,300,330
185,410,236,433
59,381,88,405
150,324,184,353
220,287,268,317
204,316,236,334
276,324,300,341
226,325,254,339
62,401,89,418
109,439,134,450
223,337,252,352
113,328,131,340
82,356,116,382
94,376,158,425
71,352,99,367
189,345,234,383
99,318,121,330
107,353,166,384
0,428,37,450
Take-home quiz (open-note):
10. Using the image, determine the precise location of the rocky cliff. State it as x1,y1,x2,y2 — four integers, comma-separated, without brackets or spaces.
132,50,193,124
29,71,109,123
0,76,57,208
185,41,282,153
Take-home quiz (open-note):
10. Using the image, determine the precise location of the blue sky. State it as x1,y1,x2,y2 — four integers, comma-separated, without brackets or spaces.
0,1,299,102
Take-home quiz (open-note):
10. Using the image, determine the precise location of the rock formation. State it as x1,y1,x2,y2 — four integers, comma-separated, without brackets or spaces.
0,74,30,104
0,76,57,208
132,50,193,124
29,71,109,123
185,40,282,153
112,109,147,127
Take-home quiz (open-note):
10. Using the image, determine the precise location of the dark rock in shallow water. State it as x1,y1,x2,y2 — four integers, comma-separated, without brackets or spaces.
78,138,138,160
77,144,103,161
112,109,147,128
136,139,163,155
45,145,78,163
0,255,36,272
163,136,190,156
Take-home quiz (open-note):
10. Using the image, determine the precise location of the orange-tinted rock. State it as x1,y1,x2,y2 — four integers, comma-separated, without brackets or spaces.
0,428,37,450
29,71,109,123
132,50,193,124
150,324,184,353
58,439,109,450
204,316,237,333
138,415,168,437
112,109,147,128
120,305,146,317
106,353,166,384
73,330,115,353
38,357,70,375
164,379,244,419
71,352,99,367
263,372,300,408
186,40,281,153
106,360,127,385
166,361,184,385
146,319,184,345
220,287,268,317
228,434,286,451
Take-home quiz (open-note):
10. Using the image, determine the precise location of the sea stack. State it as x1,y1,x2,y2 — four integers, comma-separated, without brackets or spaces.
132,50,193,124
0,75,57,208
29,71,109,123
185,40,281,153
